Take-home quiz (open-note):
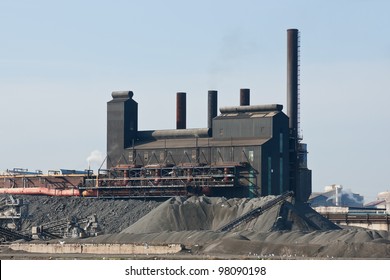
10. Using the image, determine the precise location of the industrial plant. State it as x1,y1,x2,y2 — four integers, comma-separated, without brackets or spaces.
104,29,311,200
0,29,311,201
1,29,390,260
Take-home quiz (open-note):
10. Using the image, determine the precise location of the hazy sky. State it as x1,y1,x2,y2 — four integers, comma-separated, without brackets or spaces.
1,0,389,202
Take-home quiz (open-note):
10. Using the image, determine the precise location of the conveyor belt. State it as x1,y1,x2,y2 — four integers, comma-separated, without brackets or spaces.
37,216,93,239
0,226,32,241
216,191,294,232
38,218,70,232
40,230,62,239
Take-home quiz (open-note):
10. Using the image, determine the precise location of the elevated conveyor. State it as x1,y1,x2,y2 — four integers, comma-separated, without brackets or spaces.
0,226,32,241
216,191,294,232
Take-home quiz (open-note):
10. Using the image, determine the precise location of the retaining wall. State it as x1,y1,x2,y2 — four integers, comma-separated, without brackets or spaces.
10,243,183,255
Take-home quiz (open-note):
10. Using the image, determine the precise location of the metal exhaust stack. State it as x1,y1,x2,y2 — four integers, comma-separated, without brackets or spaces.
240,88,250,106
287,29,299,140
176,92,186,129
287,28,299,197
208,90,218,130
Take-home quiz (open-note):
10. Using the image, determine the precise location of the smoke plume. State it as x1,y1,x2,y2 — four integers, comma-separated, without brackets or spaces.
86,150,105,170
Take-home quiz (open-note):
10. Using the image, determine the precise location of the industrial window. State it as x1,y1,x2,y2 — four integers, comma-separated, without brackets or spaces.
249,151,254,163
250,113,265,118
249,168,255,198
268,157,272,195
280,158,283,193
279,132,283,153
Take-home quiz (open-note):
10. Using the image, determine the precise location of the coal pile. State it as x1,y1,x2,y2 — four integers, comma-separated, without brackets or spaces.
6,195,161,234
120,195,338,234
3,194,390,259
89,195,390,259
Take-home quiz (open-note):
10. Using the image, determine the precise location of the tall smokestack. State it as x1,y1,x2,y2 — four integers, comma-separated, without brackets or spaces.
287,29,299,139
176,92,186,129
240,88,250,106
208,90,218,129
287,28,300,198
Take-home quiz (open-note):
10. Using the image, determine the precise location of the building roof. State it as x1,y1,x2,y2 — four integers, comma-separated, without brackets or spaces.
309,190,334,200
364,200,386,207
130,136,271,150
214,110,280,121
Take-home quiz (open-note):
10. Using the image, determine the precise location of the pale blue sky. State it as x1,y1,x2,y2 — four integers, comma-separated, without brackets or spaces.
1,0,389,202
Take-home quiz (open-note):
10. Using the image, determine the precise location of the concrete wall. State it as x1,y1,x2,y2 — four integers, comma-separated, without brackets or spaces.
336,222,390,231
10,243,183,255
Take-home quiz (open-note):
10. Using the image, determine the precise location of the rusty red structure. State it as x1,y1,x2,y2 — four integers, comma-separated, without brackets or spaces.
0,172,85,196
0,163,248,198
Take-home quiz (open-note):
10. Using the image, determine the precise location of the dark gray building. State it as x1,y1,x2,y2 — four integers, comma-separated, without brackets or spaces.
105,29,312,201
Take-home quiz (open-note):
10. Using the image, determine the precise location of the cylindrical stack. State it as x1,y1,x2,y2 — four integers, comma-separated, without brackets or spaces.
287,29,299,139
208,90,218,129
240,88,250,106
287,28,299,198
176,92,186,129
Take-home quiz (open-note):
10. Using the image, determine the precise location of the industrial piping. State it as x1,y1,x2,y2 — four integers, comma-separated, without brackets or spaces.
137,128,210,140
220,104,283,114
0,187,80,197
112,91,134,99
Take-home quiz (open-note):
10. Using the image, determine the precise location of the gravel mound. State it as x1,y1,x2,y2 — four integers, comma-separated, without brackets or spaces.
121,195,338,234
108,195,389,259
121,196,281,233
5,195,161,234
3,194,390,258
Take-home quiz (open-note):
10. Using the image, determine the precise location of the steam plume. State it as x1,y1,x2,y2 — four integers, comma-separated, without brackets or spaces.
86,150,105,170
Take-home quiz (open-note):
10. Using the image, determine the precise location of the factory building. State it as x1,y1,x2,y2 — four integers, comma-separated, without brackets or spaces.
309,185,364,207
106,29,312,201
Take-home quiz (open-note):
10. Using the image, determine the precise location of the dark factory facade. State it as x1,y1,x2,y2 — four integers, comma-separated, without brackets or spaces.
106,29,312,201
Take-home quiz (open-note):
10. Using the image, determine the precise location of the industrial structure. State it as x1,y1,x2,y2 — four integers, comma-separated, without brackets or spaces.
309,185,364,208
311,188,390,231
103,29,312,200
0,195,26,231
0,29,312,201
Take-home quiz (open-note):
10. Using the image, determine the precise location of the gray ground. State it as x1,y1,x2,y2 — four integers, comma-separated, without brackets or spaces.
2,195,390,259
11,195,161,234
